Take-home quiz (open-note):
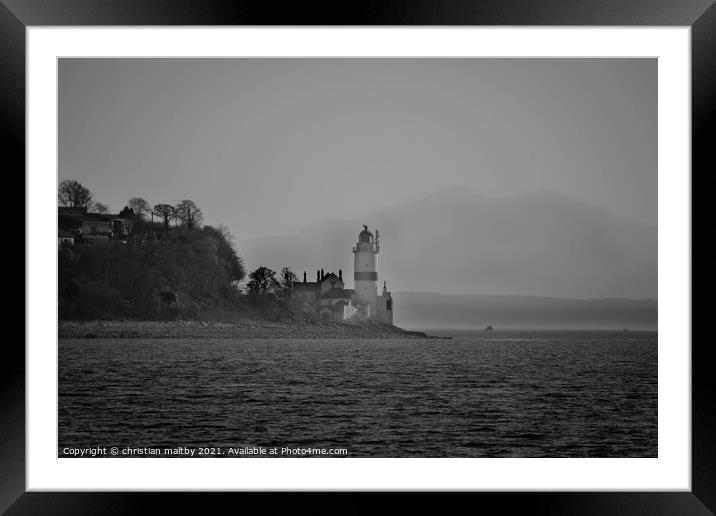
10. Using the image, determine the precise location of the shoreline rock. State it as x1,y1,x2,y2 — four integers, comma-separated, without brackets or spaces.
58,319,450,340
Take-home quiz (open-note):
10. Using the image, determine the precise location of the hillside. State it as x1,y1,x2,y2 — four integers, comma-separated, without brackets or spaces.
240,188,657,299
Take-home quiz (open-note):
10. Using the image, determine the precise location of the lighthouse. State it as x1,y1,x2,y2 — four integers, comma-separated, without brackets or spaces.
352,225,380,318
290,224,393,324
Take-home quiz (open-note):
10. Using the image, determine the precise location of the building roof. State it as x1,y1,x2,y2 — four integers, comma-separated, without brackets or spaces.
59,212,111,223
319,273,341,283
59,212,113,232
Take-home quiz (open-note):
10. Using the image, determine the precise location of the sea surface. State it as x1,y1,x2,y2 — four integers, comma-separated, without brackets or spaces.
58,330,657,457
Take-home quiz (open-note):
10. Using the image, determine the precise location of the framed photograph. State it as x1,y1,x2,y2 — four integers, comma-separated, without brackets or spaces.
7,0,711,513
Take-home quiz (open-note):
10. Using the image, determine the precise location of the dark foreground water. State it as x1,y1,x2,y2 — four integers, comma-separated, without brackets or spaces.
59,331,657,457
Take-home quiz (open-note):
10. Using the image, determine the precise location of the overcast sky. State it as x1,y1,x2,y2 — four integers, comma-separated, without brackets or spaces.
59,58,656,240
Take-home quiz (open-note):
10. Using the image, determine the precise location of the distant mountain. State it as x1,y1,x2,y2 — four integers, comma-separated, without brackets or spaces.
239,188,656,299
392,292,657,330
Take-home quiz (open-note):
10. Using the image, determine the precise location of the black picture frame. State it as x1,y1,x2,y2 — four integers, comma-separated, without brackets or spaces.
5,1,711,513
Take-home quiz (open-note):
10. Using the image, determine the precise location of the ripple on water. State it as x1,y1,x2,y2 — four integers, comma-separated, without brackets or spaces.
58,331,657,457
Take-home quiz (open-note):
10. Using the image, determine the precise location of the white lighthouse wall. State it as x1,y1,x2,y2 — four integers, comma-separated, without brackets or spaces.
353,281,378,307
353,249,378,308
354,250,376,273
350,228,392,323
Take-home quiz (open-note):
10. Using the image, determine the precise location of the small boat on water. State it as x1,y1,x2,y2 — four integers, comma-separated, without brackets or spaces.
484,325,494,331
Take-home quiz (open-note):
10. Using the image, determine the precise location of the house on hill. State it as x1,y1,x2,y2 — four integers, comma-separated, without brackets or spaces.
58,207,133,244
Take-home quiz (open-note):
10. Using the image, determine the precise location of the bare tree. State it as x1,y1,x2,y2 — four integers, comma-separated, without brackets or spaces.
58,180,92,208
89,201,109,214
175,199,204,229
127,197,151,219
153,204,176,235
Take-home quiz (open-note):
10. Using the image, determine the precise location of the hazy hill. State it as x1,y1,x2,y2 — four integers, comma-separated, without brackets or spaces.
239,188,656,299
392,292,657,330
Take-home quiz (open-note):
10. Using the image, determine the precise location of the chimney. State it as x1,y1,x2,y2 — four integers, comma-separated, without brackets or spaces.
321,268,324,280
316,270,320,282
339,269,342,281
303,271,307,283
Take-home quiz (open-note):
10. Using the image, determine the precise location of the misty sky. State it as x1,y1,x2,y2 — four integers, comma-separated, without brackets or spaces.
59,58,656,241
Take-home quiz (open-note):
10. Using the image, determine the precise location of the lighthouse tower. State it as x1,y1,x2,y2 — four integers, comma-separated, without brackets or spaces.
352,225,380,318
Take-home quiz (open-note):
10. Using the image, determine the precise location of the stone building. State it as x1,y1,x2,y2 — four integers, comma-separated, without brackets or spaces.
291,226,393,324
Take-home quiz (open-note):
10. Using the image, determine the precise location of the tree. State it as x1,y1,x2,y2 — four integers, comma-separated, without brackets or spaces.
203,225,245,283
153,204,176,235
175,199,203,229
247,266,280,300
127,197,151,219
58,180,92,208
216,224,235,245
118,206,136,219
279,267,297,295
90,201,109,214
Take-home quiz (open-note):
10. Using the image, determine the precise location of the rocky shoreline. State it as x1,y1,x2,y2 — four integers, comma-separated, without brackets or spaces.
59,320,449,340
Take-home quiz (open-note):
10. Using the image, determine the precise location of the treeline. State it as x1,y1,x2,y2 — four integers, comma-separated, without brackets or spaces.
59,224,247,319
58,180,296,321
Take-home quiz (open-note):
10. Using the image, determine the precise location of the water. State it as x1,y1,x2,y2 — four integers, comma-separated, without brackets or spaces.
58,331,657,457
